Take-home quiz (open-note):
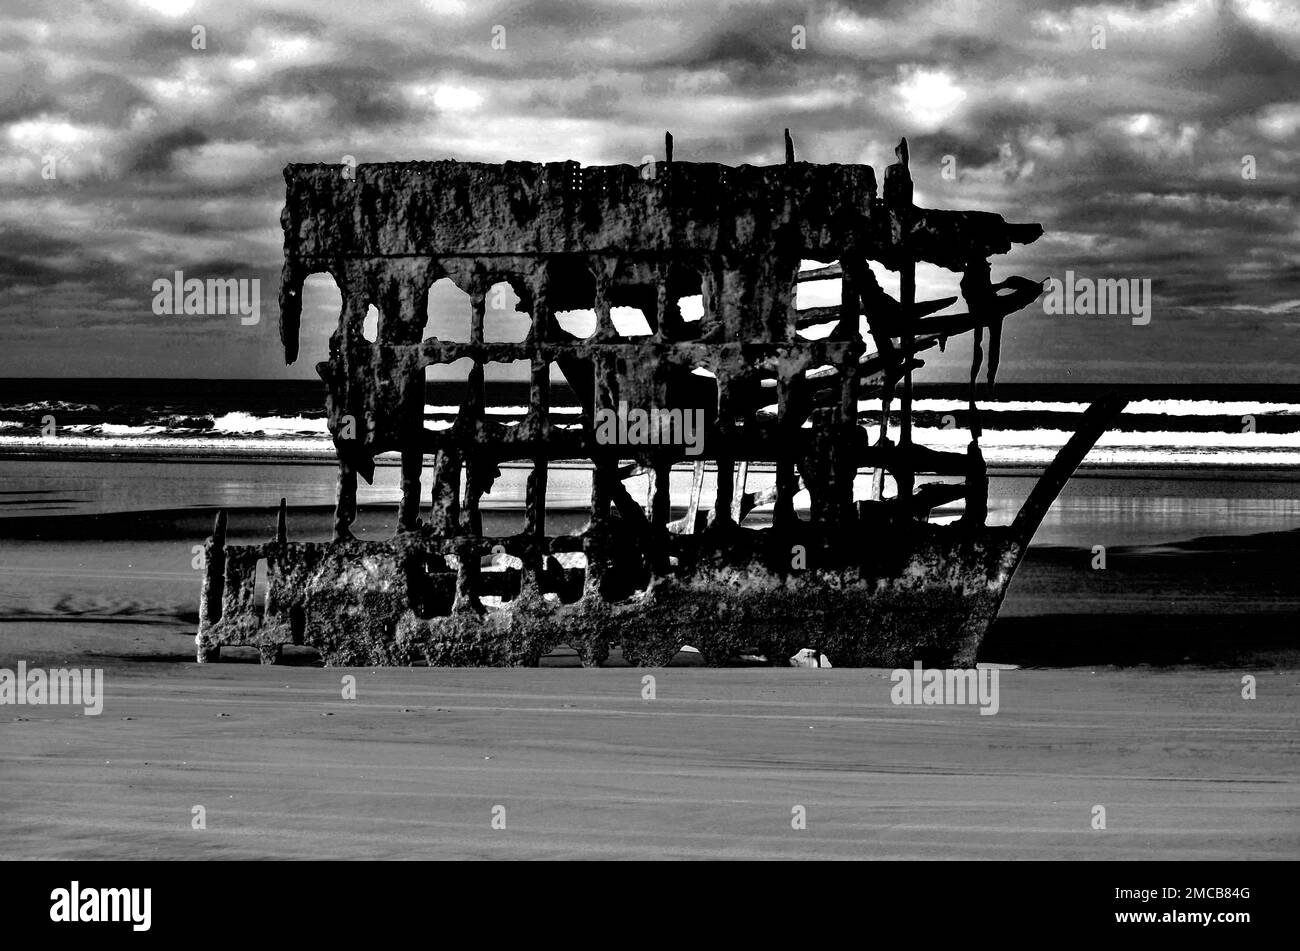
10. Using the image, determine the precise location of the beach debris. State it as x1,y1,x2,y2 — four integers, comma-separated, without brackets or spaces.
790,649,832,668
195,137,1125,668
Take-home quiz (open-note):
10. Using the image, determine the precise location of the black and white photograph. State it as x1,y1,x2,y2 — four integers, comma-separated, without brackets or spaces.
0,0,1296,918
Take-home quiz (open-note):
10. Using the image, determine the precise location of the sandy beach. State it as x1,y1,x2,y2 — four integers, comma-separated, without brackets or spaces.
2,456,1298,860
2,648,1296,860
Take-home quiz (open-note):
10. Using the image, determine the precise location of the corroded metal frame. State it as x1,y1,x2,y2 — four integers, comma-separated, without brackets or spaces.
196,138,1125,667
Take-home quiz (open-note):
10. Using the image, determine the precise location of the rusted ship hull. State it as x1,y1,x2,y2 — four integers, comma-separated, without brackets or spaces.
197,523,1019,668
196,137,1126,668
196,396,1123,668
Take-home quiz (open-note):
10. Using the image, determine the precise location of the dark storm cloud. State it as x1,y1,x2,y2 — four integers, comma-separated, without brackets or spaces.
0,231,85,290
0,0,1296,378
260,64,417,128
0,76,60,126
125,125,211,174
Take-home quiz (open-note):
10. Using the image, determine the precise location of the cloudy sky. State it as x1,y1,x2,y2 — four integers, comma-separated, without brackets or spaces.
1,0,1296,383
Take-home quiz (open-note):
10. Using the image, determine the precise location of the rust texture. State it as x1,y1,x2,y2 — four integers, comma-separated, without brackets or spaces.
196,136,1126,667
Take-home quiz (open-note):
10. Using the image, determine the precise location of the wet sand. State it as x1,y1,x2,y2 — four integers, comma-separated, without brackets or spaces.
4,502,1298,668
1,624,1296,860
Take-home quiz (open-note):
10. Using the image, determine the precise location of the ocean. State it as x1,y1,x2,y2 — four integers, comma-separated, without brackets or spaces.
3,379,1300,468
1,378,1297,668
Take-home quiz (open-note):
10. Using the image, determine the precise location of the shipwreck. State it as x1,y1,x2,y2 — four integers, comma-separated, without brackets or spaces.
196,134,1125,667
